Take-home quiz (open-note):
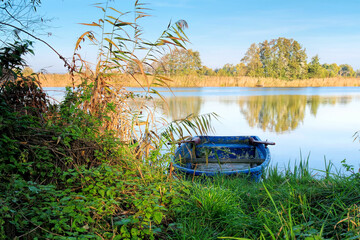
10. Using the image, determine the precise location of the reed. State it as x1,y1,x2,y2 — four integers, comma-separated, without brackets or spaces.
39,74,360,88
37,73,81,87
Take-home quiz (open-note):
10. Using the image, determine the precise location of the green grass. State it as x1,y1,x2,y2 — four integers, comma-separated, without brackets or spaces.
168,160,360,239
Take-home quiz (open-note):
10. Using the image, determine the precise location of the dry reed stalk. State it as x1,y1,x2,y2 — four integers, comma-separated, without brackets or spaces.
38,74,80,87
39,74,360,88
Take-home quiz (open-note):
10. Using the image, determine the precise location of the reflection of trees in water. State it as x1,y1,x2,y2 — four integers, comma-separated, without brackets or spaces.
308,95,352,116
307,95,320,116
159,96,203,120
239,95,307,133
154,93,354,133
239,95,353,133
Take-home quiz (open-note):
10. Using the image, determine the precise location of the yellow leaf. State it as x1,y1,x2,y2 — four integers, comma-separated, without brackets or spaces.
79,22,101,27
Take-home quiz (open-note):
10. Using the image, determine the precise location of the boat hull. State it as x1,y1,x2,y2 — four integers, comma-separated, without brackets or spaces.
172,136,271,181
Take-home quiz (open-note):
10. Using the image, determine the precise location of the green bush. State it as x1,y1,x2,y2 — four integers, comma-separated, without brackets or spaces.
0,75,181,239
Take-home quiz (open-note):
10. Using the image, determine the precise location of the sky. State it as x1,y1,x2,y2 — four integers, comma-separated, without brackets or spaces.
24,0,360,73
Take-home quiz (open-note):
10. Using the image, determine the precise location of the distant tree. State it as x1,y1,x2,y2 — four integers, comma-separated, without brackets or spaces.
244,38,307,79
259,40,275,78
307,55,324,78
356,69,360,78
198,66,216,76
216,68,229,77
156,49,201,75
215,63,247,77
269,37,307,79
270,37,291,79
322,63,341,77
241,43,263,77
215,63,235,76
242,37,360,80
339,64,356,77
235,62,247,76
288,40,307,79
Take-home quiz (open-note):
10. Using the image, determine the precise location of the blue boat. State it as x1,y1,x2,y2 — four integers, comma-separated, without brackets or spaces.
172,136,274,181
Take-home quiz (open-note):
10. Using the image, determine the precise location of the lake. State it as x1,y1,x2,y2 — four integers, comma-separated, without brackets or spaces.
45,86,360,172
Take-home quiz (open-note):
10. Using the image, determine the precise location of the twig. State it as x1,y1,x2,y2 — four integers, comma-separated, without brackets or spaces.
19,213,65,237
0,21,73,72
16,225,41,239
4,7,25,28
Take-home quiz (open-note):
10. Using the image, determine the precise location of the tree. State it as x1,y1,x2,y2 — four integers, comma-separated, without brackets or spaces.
241,43,263,77
235,62,247,76
259,40,275,78
156,49,201,75
307,55,323,78
244,38,307,79
356,69,360,78
322,63,341,77
215,63,247,77
268,37,307,79
0,0,48,46
288,40,307,79
215,63,235,76
339,64,355,77
198,66,216,76
270,37,291,79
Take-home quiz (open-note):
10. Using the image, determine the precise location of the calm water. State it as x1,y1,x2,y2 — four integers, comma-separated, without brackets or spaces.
45,87,360,171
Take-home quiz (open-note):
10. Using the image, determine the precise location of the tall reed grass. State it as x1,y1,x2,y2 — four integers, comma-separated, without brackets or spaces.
39,74,360,88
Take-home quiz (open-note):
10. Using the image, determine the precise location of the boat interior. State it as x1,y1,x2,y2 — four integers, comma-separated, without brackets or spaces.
176,142,265,172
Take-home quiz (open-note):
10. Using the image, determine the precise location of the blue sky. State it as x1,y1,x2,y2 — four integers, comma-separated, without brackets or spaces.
26,0,360,73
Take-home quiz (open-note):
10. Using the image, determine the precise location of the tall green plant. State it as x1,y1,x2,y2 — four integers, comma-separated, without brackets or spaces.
68,0,217,158
69,1,187,141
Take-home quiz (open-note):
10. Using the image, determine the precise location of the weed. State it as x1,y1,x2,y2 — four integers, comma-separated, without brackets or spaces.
169,162,360,239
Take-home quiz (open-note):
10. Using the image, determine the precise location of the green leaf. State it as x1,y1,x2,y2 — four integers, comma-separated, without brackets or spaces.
115,218,132,226
98,189,105,197
153,212,163,224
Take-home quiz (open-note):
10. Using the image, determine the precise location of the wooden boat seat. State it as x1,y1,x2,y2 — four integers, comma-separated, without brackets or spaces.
197,143,254,148
194,163,254,172
184,157,264,164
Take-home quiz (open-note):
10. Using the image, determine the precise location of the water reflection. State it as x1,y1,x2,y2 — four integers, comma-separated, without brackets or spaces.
308,95,320,116
160,96,203,120
238,95,306,133
308,95,353,116
238,95,353,133
159,93,354,134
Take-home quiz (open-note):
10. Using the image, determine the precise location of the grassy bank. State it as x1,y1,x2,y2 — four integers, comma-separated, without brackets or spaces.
38,74,360,88
168,161,360,239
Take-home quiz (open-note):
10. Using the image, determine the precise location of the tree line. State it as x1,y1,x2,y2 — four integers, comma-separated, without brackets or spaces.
153,37,358,80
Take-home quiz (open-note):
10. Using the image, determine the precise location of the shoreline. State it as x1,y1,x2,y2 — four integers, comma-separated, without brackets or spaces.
38,74,360,88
